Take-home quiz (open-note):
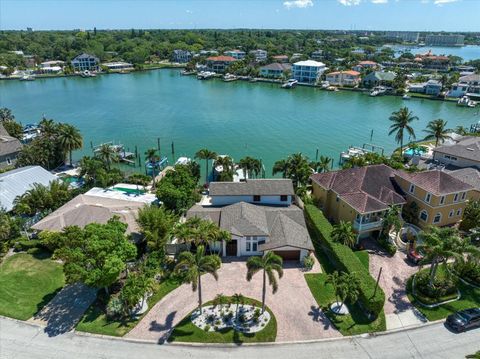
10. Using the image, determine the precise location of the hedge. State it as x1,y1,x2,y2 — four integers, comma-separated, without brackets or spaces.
305,204,385,318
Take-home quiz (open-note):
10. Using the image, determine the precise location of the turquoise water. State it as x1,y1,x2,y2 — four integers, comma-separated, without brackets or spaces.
404,148,427,156
392,45,480,61
1,69,479,176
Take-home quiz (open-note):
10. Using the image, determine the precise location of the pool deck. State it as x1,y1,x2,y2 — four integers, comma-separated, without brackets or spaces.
85,186,156,204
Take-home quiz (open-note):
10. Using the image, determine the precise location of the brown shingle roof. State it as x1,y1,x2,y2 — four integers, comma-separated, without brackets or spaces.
395,170,473,195
310,164,406,213
209,179,295,196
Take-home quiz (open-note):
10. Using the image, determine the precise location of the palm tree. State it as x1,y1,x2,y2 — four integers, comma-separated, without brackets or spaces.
239,156,262,179
96,143,117,170
424,119,452,147
195,148,217,185
272,159,288,178
57,123,83,166
39,118,58,139
174,245,221,312
0,107,15,122
318,155,332,173
455,125,469,136
331,221,357,248
382,205,402,238
246,252,283,313
388,107,419,155
214,155,234,181
232,293,245,322
327,271,360,312
144,148,160,186
212,293,228,310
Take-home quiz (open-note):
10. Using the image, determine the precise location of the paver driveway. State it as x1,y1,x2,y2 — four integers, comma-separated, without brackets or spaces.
127,259,340,343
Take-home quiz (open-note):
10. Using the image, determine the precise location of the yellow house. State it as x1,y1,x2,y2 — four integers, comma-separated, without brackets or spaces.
394,170,474,228
310,165,406,239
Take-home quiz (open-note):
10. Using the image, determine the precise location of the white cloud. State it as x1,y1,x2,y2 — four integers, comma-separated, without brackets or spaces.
283,0,314,9
337,0,361,6
371,0,388,3
434,0,459,5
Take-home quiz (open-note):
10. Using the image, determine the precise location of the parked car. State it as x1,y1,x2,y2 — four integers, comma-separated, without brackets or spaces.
445,308,480,332
407,247,424,265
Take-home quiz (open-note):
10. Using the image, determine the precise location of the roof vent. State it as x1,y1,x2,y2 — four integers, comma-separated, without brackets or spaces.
466,148,475,151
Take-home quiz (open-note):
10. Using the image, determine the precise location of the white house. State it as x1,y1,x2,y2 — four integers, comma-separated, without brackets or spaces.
185,179,314,261
224,50,246,60
448,74,480,99
172,50,192,63
71,53,99,72
249,49,267,62
291,60,327,84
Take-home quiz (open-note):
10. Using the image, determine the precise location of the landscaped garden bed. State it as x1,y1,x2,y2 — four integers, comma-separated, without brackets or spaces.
168,296,277,343
0,251,65,320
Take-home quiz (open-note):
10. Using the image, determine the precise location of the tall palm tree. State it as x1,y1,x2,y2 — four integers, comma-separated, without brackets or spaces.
39,118,58,139
388,107,419,155
424,119,452,147
144,148,160,186
96,143,117,170
232,293,245,322
327,271,360,312
331,221,357,248
214,155,234,181
272,159,288,178
195,148,217,185
310,155,333,173
455,125,469,136
58,123,83,166
239,156,262,179
246,251,283,313
174,245,221,312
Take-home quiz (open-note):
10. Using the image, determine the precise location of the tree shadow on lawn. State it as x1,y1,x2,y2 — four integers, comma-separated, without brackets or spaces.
30,249,53,260
308,305,335,330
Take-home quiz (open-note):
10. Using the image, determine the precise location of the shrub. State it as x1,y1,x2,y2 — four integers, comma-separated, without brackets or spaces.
106,296,123,320
415,270,457,299
304,205,385,318
377,236,397,256
454,261,480,286
13,238,43,252
303,254,315,271
204,324,211,332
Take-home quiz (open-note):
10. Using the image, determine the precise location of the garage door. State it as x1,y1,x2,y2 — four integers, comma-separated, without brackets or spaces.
273,250,300,261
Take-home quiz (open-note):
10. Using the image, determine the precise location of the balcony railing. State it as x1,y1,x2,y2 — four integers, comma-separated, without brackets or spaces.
353,218,383,231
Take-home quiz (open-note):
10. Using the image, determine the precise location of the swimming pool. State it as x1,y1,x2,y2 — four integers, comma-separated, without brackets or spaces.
111,187,146,195
404,148,427,156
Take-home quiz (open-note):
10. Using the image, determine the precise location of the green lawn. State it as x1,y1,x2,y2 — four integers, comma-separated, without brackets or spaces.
76,277,181,336
354,250,369,270
407,267,480,322
305,273,386,335
168,297,277,344
0,251,65,320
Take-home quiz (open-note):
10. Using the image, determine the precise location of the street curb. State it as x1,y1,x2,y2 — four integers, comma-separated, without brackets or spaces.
0,314,446,348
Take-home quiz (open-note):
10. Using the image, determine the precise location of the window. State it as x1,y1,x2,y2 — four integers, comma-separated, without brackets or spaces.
253,195,261,202
433,213,442,224
454,193,459,202
449,210,454,218
336,196,339,202
420,210,428,222
461,192,466,201
409,184,415,194
258,240,265,245
425,193,431,203
252,242,258,251
280,195,288,202
246,242,251,251
440,196,445,205
456,209,462,216
6,157,11,165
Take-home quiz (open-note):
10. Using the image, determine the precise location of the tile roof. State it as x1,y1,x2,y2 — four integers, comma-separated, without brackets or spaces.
260,63,291,71
0,123,22,157
206,56,237,62
0,166,57,211
434,136,480,162
209,179,295,196
395,170,473,195
310,164,406,213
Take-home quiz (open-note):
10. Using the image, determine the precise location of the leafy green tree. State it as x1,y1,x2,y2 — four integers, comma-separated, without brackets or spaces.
424,119,451,147
57,123,83,165
246,251,283,313
174,245,221,312
0,108,23,140
331,221,357,248
195,148,217,184
156,165,200,213
388,107,419,155
54,218,137,294
460,200,480,231
382,205,402,238
273,153,311,189
137,205,176,254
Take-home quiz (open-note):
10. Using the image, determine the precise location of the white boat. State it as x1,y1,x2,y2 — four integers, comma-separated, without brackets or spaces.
339,146,370,165
457,96,476,108
197,71,215,80
402,94,411,100
19,74,35,81
326,86,338,92
175,157,191,166
321,81,330,89
281,79,298,89
223,73,237,82
369,86,387,97
181,70,196,76
80,70,96,78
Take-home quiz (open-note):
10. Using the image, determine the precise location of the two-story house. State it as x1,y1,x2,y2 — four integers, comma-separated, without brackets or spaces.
71,53,100,72
433,136,480,169
249,49,267,62
310,165,406,240
352,60,379,73
448,74,480,99
172,49,192,63
223,50,246,60
0,123,22,169
394,170,473,228
362,71,396,88
205,56,237,73
325,70,361,87
185,179,313,261
259,63,291,79
291,60,327,84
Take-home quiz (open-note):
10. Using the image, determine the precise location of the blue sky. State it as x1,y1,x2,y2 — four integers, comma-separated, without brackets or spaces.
1,0,479,31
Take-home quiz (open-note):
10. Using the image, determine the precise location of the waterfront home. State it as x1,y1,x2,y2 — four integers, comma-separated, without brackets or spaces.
362,71,396,88
433,136,480,170
310,165,406,240
101,62,134,71
325,70,361,87
172,49,192,63
419,55,451,72
32,192,143,236
0,166,56,212
352,60,379,73
310,50,323,60
290,53,303,62
272,55,289,63
408,79,442,96
223,50,246,60
425,34,464,47
39,60,65,69
0,123,22,169
205,55,237,73
249,49,267,62
448,74,480,99
199,50,219,56
447,168,480,201
291,60,327,84
394,170,473,228
71,53,100,72
259,63,291,79
185,179,313,260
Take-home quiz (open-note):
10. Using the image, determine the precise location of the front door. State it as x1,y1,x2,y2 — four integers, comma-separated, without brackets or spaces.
226,240,237,256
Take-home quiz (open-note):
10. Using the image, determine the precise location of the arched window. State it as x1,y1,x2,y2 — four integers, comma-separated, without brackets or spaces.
419,210,428,222
433,213,442,224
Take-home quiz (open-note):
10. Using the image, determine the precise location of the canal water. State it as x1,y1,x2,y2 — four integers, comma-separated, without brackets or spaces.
1,69,479,175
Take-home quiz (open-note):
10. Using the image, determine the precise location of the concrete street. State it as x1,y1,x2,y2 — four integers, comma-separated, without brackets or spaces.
1,316,478,359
